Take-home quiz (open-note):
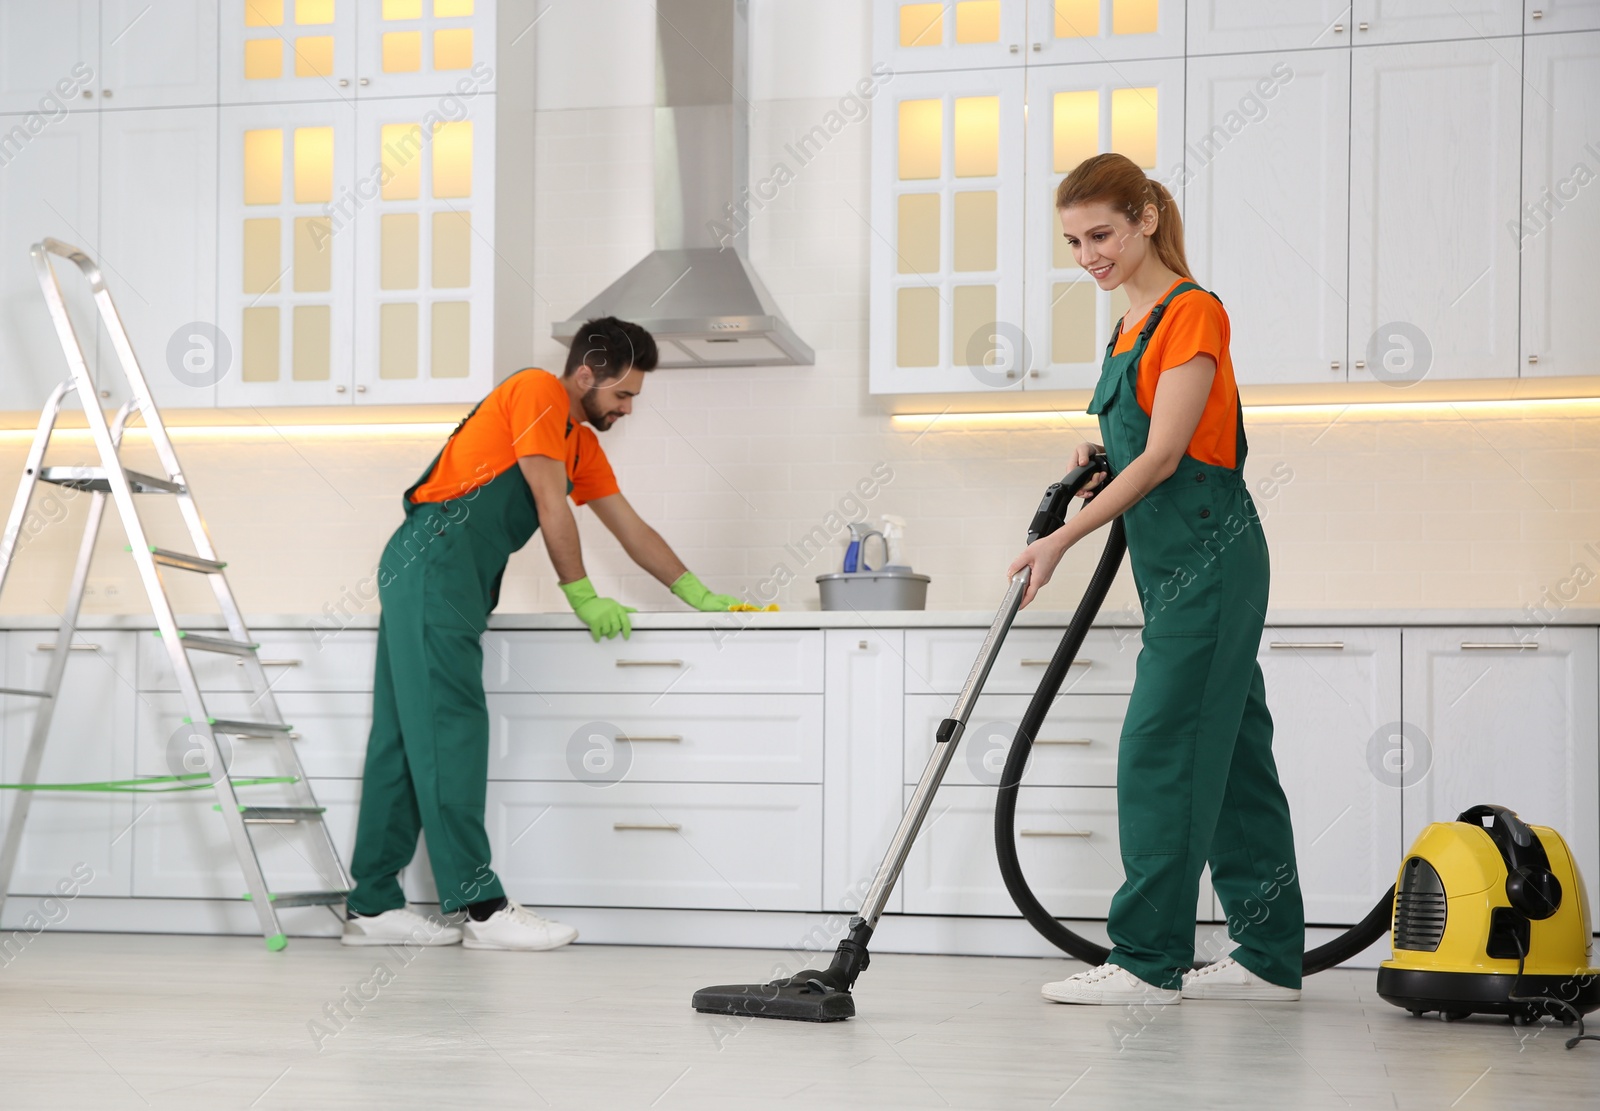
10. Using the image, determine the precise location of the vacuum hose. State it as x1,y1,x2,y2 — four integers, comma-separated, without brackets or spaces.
993,471,1395,976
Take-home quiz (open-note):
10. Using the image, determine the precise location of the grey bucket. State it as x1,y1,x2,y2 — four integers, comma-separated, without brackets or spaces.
816,570,931,611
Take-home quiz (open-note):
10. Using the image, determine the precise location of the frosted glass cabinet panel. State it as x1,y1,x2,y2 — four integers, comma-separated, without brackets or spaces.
873,0,1030,73
1026,0,1186,63
1185,50,1349,385
356,0,497,96
221,0,358,104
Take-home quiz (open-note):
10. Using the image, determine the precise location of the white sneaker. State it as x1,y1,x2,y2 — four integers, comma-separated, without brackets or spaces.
461,899,578,951
1182,956,1300,1001
1042,963,1181,1006
341,906,462,947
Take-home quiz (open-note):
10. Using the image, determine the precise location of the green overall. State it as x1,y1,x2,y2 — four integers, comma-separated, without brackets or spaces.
347,418,573,916
1087,280,1304,990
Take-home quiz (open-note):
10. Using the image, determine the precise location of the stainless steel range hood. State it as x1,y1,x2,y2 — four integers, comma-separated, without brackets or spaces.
551,0,813,367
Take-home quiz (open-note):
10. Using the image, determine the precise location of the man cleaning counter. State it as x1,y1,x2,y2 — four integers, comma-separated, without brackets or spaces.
342,316,742,952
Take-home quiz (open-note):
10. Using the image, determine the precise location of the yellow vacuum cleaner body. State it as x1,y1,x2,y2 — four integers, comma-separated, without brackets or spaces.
1377,804,1600,1020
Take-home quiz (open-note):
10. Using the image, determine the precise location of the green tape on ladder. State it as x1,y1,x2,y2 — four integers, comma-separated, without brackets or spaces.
241,892,279,902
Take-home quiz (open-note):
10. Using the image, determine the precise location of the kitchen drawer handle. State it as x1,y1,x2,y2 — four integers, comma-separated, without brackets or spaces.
37,642,99,651
1460,642,1539,650
1034,737,1092,746
239,659,302,668
615,659,684,668
619,734,683,743
1269,642,1345,650
613,822,682,832
1020,829,1093,838
1020,658,1088,667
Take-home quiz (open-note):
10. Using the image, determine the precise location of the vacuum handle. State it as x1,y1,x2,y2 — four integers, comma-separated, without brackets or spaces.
1027,454,1110,544
1458,803,1535,848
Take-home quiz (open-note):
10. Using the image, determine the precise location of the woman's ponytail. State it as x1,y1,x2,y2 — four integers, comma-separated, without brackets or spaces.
1055,153,1191,279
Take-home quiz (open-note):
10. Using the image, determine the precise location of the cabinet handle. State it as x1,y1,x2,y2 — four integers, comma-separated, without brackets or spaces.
1269,641,1345,650
1460,642,1539,651
1354,359,1366,369
1031,42,1041,52
615,659,684,668
101,89,113,98
1009,43,1019,53
1020,829,1093,838
1528,355,1539,365
1020,658,1088,667
82,90,92,99
1333,23,1345,33
37,642,99,651
239,658,302,668
1357,21,1369,31
335,385,347,393
613,822,681,832
100,389,111,398
619,734,682,743
359,77,370,86
1532,9,1543,17
356,385,367,393
1035,737,1092,746
288,731,302,739
339,78,350,87
1330,360,1340,371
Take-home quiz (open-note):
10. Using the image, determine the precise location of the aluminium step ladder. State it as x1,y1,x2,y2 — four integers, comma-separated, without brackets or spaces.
0,238,350,950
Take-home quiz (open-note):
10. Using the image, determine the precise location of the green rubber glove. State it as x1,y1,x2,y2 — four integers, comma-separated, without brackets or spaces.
560,577,636,641
671,571,740,612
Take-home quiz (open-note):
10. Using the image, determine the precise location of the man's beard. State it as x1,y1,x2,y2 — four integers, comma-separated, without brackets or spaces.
581,391,620,430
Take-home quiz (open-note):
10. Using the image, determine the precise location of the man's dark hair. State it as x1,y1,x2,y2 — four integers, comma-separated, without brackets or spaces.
563,317,659,381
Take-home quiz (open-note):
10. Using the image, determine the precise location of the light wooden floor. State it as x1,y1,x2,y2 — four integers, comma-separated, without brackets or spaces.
0,932,1594,1109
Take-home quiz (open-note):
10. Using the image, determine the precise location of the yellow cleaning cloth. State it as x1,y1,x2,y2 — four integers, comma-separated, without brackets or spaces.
727,603,780,612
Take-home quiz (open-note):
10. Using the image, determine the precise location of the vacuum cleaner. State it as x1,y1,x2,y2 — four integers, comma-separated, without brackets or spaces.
692,460,1600,1043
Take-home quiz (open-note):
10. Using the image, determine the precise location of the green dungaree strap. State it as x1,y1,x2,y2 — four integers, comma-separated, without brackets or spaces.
1087,280,1305,990
348,413,573,916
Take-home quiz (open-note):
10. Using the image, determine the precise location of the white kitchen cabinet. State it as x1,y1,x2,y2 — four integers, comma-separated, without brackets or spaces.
485,780,823,912
220,0,358,105
869,67,1026,395
1351,0,1523,43
137,627,377,692
873,0,1029,74
823,630,905,914
482,629,825,695
905,693,1130,788
1519,31,1600,379
352,92,496,404
97,106,219,411
355,0,496,97
0,110,100,411
98,0,219,109
0,1,97,114
216,99,358,407
1023,58,1185,390
1400,627,1599,919
1026,0,1186,64
135,689,375,780
1348,39,1522,384
1186,0,1355,54
0,633,136,898
1258,628,1402,926
1185,50,1350,386
1527,1,1600,32
904,626,1140,696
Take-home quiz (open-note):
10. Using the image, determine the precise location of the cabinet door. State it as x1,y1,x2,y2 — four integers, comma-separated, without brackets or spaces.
1022,59,1184,390
1527,1,1600,32
1351,0,1523,43
874,0,1028,74
217,100,356,407
97,106,219,411
356,0,496,96
1349,40,1521,383
221,0,358,104
1185,50,1349,385
0,111,100,412
98,0,218,109
1519,31,1600,378
823,631,904,913
0,1,96,114
1401,628,1599,920
869,67,1025,395
1026,0,1186,64
0,634,136,899
1258,629,1402,926
352,93,495,404
1187,0,1355,54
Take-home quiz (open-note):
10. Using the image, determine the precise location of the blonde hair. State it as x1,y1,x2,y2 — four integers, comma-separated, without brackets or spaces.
1054,153,1190,279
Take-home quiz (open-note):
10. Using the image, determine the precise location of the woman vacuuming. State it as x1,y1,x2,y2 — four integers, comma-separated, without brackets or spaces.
1008,153,1305,1006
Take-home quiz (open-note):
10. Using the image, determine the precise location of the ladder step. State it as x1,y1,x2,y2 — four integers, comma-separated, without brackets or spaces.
0,686,52,699
204,717,293,737
243,890,350,908
214,804,327,823
39,465,184,495
146,547,226,574
164,631,257,656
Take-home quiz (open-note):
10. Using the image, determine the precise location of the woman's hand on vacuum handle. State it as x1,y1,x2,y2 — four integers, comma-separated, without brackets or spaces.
1006,533,1070,610
1072,442,1106,498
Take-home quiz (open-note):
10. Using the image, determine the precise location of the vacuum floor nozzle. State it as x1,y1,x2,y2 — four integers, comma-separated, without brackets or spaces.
692,980,855,1023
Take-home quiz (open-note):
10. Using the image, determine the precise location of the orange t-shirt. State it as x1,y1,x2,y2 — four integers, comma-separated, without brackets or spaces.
408,368,620,506
1111,278,1240,469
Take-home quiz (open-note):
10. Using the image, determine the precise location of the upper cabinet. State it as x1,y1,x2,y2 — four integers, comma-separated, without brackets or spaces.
874,1,1031,72
99,0,220,108
0,2,98,113
1186,1,1354,55
355,0,495,98
1026,0,1185,63
222,0,359,103
1526,1,1600,32
1350,0,1523,43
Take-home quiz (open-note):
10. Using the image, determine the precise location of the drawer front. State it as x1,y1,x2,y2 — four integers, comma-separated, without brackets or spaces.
485,782,821,911
135,691,373,779
904,694,1127,787
482,629,824,695
904,627,1140,696
900,785,1123,918
137,629,377,693
487,694,823,783
130,778,358,899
